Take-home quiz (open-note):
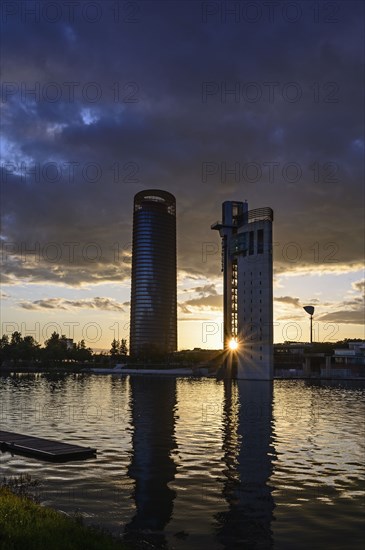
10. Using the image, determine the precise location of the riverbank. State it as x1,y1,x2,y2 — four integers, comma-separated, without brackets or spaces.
0,487,128,550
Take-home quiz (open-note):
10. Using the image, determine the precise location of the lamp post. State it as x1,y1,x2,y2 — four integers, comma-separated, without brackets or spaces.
303,306,315,343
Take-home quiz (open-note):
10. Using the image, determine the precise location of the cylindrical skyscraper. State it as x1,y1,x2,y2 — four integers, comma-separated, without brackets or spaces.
130,190,177,358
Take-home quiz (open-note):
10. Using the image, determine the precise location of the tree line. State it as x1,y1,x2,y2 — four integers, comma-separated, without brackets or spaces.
0,332,128,364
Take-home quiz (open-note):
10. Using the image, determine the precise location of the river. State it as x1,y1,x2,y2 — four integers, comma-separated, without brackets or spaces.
1,374,364,549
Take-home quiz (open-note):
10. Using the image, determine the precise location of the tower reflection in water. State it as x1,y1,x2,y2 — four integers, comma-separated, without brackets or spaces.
124,377,177,548
216,380,275,549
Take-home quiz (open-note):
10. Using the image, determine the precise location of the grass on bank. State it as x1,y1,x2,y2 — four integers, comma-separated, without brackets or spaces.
0,487,128,550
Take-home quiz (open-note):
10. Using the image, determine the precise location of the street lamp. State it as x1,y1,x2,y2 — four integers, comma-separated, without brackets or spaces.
303,306,315,343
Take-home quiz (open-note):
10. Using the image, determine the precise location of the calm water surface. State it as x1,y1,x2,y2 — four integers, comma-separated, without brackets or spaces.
1,375,364,549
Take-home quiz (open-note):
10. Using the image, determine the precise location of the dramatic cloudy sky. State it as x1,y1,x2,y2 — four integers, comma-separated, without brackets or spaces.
1,0,364,349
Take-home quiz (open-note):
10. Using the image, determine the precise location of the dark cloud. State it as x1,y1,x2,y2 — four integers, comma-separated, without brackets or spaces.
274,296,302,308
188,284,218,296
274,290,365,325
178,303,193,314
317,309,364,325
352,279,365,294
181,294,223,311
18,297,125,312
19,298,68,310
1,251,130,286
179,282,222,311
1,1,363,286
317,292,364,324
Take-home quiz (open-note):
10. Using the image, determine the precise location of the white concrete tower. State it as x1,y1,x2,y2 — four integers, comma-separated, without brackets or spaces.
235,208,273,379
212,204,274,380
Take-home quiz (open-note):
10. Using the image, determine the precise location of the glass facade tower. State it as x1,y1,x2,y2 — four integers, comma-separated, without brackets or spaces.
130,190,177,358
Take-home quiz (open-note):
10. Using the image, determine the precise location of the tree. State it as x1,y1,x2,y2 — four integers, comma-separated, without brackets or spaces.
8,331,23,363
74,339,92,362
0,334,10,363
119,339,128,356
110,339,120,358
19,336,40,361
0,332,40,364
44,332,68,362
0,334,9,347
10,331,22,346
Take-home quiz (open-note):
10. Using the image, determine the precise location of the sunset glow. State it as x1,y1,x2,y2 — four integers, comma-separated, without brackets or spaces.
229,338,239,351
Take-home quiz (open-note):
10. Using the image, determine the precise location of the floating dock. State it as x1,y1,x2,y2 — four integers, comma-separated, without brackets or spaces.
0,431,96,462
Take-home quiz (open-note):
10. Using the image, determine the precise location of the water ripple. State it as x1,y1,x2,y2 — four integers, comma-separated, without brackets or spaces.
1,375,364,549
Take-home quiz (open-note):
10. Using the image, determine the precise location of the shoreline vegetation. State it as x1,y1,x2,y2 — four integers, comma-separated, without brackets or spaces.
0,477,128,550
1,332,364,379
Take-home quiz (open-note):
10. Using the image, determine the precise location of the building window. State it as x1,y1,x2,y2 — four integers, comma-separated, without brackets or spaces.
249,231,254,255
241,232,248,256
257,229,264,254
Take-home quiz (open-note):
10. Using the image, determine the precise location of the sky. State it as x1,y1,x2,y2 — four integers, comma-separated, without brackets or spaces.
1,0,364,350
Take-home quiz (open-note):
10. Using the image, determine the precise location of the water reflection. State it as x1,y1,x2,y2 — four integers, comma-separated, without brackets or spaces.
1,375,364,549
216,380,275,549
124,377,177,548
